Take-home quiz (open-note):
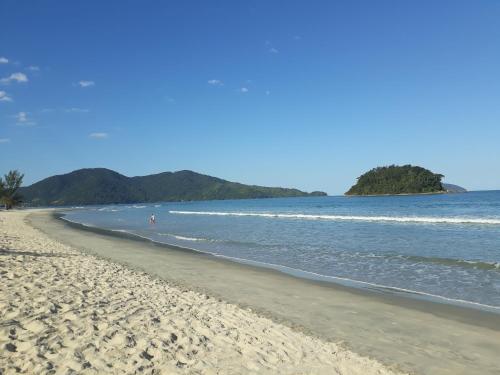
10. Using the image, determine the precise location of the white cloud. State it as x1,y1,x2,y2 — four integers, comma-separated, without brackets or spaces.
65,107,89,113
265,41,279,53
240,87,249,93
0,57,8,64
14,111,36,126
0,138,10,143
208,79,223,86
0,91,12,102
89,132,108,139
40,107,89,113
27,65,40,71
0,72,28,84
16,112,28,122
78,80,95,88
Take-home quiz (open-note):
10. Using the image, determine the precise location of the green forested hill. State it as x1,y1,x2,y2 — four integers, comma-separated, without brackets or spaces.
19,168,326,206
345,165,445,195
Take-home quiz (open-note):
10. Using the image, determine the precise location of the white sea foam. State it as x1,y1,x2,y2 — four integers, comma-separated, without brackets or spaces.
61,217,95,228
169,211,500,225
157,233,208,242
97,207,120,212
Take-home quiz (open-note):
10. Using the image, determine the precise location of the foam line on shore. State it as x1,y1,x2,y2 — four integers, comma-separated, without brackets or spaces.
59,215,500,313
169,210,500,225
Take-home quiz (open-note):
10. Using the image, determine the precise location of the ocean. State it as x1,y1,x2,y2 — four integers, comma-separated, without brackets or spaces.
63,191,500,311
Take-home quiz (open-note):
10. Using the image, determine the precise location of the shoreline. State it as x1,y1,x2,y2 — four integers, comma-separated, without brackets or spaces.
59,211,500,316
27,209,500,374
344,191,449,197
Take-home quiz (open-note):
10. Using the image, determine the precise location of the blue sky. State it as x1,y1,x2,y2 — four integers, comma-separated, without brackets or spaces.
1,1,499,194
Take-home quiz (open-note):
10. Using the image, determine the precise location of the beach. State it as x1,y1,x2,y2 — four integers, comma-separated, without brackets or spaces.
1,209,404,375
1,210,500,374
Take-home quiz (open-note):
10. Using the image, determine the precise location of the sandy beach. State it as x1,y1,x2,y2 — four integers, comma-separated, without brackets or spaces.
2,210,500,374
0,210,405,375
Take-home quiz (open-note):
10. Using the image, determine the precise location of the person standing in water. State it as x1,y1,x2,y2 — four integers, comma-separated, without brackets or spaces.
149,213,156,225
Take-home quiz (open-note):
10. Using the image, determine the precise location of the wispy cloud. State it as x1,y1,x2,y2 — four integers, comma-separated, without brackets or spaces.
40,107,89,113
0,72,28,84
0,57,8,64
240,87,249,93
265,40,279,54
78,80,95,88
14,111,36,126
0,91,12,102
65,107,89,113
89,132,108,139
0,138,10,143
16,112,28,122
265,90,271,95
27,65,40,71
208,79,223,86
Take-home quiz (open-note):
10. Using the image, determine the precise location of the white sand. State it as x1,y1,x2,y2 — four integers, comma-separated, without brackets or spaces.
0,210,404,375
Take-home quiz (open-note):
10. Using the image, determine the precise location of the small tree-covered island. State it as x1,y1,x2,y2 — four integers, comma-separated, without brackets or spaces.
345,165,452,196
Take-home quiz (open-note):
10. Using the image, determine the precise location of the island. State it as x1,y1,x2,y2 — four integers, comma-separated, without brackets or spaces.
345,165,446,196
19,168,327,206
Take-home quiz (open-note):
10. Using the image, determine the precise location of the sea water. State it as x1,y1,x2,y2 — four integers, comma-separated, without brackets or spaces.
63,191,500,310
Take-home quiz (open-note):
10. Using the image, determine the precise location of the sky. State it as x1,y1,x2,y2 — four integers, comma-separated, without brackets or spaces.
1,0,500,194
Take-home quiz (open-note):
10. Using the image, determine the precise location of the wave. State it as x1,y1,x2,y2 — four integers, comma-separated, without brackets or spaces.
403,255,500,271
343,251,500,271
58,215,500,311
157,233,210,242
60,217,96,228
97,207,121,212
169,210,500,225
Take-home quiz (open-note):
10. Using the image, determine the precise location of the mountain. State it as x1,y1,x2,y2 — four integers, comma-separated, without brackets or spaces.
442,183,467,193
19,168,327,206
345,165,445,196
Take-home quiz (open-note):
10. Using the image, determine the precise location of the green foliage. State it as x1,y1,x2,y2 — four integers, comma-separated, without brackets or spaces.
19,168,327,206
0,170,24,209
345,165,444,196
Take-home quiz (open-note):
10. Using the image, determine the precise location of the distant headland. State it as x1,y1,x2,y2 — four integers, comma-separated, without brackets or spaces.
19,168,327,206
345,165,466,196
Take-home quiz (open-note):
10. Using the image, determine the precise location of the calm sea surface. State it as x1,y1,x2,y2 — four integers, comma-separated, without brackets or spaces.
63,191,500,310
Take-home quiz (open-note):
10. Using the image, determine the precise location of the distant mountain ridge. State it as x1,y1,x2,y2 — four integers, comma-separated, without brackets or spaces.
442,183,467,193
19,168,326,206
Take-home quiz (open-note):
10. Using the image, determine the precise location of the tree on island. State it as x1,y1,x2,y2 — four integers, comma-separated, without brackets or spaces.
0,170,24,209
345,165,444,195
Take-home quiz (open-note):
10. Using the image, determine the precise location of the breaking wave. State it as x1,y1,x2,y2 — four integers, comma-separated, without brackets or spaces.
169,211,500,225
